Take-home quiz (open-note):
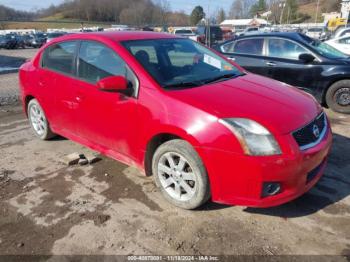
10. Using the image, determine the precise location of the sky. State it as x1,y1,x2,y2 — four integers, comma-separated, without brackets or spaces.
0,0,233,15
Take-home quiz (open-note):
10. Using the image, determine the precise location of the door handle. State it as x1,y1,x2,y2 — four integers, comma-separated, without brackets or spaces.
266,61,277,67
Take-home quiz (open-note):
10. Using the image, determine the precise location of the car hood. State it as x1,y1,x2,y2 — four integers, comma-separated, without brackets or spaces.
167,74,321,135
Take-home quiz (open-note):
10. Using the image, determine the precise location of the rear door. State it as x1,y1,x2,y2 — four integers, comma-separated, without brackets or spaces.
219,37,267,75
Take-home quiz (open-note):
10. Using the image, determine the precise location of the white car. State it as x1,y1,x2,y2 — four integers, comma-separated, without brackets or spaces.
326,35,350,55
173,28,195,38
305,27,323,39
333,27,350,39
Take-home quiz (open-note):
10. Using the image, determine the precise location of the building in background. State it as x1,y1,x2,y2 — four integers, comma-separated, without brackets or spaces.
220,18,269,31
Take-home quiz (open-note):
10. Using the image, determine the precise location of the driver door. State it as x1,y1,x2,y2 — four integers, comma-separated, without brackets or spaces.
72,40,139,158
264,37,322,93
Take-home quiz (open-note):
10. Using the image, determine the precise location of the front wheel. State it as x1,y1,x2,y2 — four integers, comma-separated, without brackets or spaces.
152,139,210,209
27,99,56,140
325,80,350,114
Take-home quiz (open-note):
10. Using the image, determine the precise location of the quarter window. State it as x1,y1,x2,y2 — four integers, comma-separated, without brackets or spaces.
78,41,137,90
221,41,235,53
268,38,309,60
41,41,77,75
233,38,264,55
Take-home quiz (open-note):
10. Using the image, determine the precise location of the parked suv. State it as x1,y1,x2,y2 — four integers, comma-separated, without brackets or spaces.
19,32,332,209
195,25,223,46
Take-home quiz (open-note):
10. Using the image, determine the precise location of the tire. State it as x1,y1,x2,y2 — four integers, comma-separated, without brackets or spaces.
325,80,350,114
27,99,56,140
152,139,210,209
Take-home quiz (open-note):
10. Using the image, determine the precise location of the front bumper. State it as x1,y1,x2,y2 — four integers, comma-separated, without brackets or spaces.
199,124,332,208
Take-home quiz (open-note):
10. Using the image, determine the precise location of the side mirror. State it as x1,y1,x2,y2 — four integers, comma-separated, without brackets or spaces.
97,76,131,95
299,53,315,63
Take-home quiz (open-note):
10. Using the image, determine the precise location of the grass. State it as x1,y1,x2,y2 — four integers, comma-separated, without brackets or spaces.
0,16,112,31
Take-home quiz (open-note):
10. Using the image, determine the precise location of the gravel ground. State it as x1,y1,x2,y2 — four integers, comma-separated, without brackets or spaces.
0,49,349,259
0,105,349,258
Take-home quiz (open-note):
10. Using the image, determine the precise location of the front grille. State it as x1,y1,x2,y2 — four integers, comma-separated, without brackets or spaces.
292,113,327,150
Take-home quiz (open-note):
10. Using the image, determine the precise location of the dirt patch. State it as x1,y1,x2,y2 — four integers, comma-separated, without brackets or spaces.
90,157,162,212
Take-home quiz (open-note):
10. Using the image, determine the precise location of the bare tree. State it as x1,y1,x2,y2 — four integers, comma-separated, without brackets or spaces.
229,0,243,19
216,8,226,24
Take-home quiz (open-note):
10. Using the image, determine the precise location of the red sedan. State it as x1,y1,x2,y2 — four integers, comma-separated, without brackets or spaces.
19,32,332,209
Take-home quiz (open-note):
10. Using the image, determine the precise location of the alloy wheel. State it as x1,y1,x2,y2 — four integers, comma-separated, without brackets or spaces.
29,104,47,136
157,152,197,202
335,87,350,106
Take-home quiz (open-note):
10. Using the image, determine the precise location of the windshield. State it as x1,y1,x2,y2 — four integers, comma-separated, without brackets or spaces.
300,34,348,59
121,38,242,88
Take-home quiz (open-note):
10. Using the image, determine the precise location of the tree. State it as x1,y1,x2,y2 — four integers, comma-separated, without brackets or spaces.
249,0,267,17
216,8,226,24
152,0,170,26
229,0,243,19
190,5,205,25
281,0,298,24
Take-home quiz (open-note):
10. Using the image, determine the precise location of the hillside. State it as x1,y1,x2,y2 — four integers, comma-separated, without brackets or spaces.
298,0,342,22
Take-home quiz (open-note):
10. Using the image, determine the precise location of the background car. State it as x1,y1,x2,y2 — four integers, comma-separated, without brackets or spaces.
0,34,18,49
215,32,350,113
333,27,350,39
172,28,195,38
46,32,67,43
325,35,350,55
195,25,223,46
305,27,324,40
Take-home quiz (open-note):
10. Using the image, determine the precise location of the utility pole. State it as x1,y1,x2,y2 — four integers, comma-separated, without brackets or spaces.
279,1,286,25
315,0,320,25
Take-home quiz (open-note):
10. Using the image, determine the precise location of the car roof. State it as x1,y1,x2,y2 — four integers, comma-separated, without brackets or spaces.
236,32,305,40
234,32,307,43
56,31,177,42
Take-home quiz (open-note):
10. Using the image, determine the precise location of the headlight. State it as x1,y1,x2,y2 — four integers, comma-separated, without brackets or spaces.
219,118,281,156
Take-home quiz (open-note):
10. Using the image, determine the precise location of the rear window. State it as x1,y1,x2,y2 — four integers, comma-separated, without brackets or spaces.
41,41,77,75
234,38,264,55
175,30,193,34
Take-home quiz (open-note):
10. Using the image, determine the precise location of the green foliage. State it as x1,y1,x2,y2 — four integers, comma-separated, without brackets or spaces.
190,5,205,25
250,0,267,16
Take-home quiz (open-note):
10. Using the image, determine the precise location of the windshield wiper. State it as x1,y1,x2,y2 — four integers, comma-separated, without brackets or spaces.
163,81,203,89
203,73,245,84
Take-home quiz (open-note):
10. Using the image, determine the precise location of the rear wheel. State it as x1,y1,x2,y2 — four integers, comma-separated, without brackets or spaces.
27,99,56,140
152,139,210,209
325,80,350,114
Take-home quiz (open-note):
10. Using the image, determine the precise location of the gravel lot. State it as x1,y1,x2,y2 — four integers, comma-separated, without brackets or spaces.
0,49,349,259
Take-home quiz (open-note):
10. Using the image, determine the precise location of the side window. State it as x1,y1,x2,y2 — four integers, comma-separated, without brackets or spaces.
41,41,77,75
268,38,309,60
338,37,350,44
78,41,137,89
233,38,264,55
221,41,235,53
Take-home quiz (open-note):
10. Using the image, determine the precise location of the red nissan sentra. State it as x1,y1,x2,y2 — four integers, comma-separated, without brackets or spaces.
19,32,332,209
